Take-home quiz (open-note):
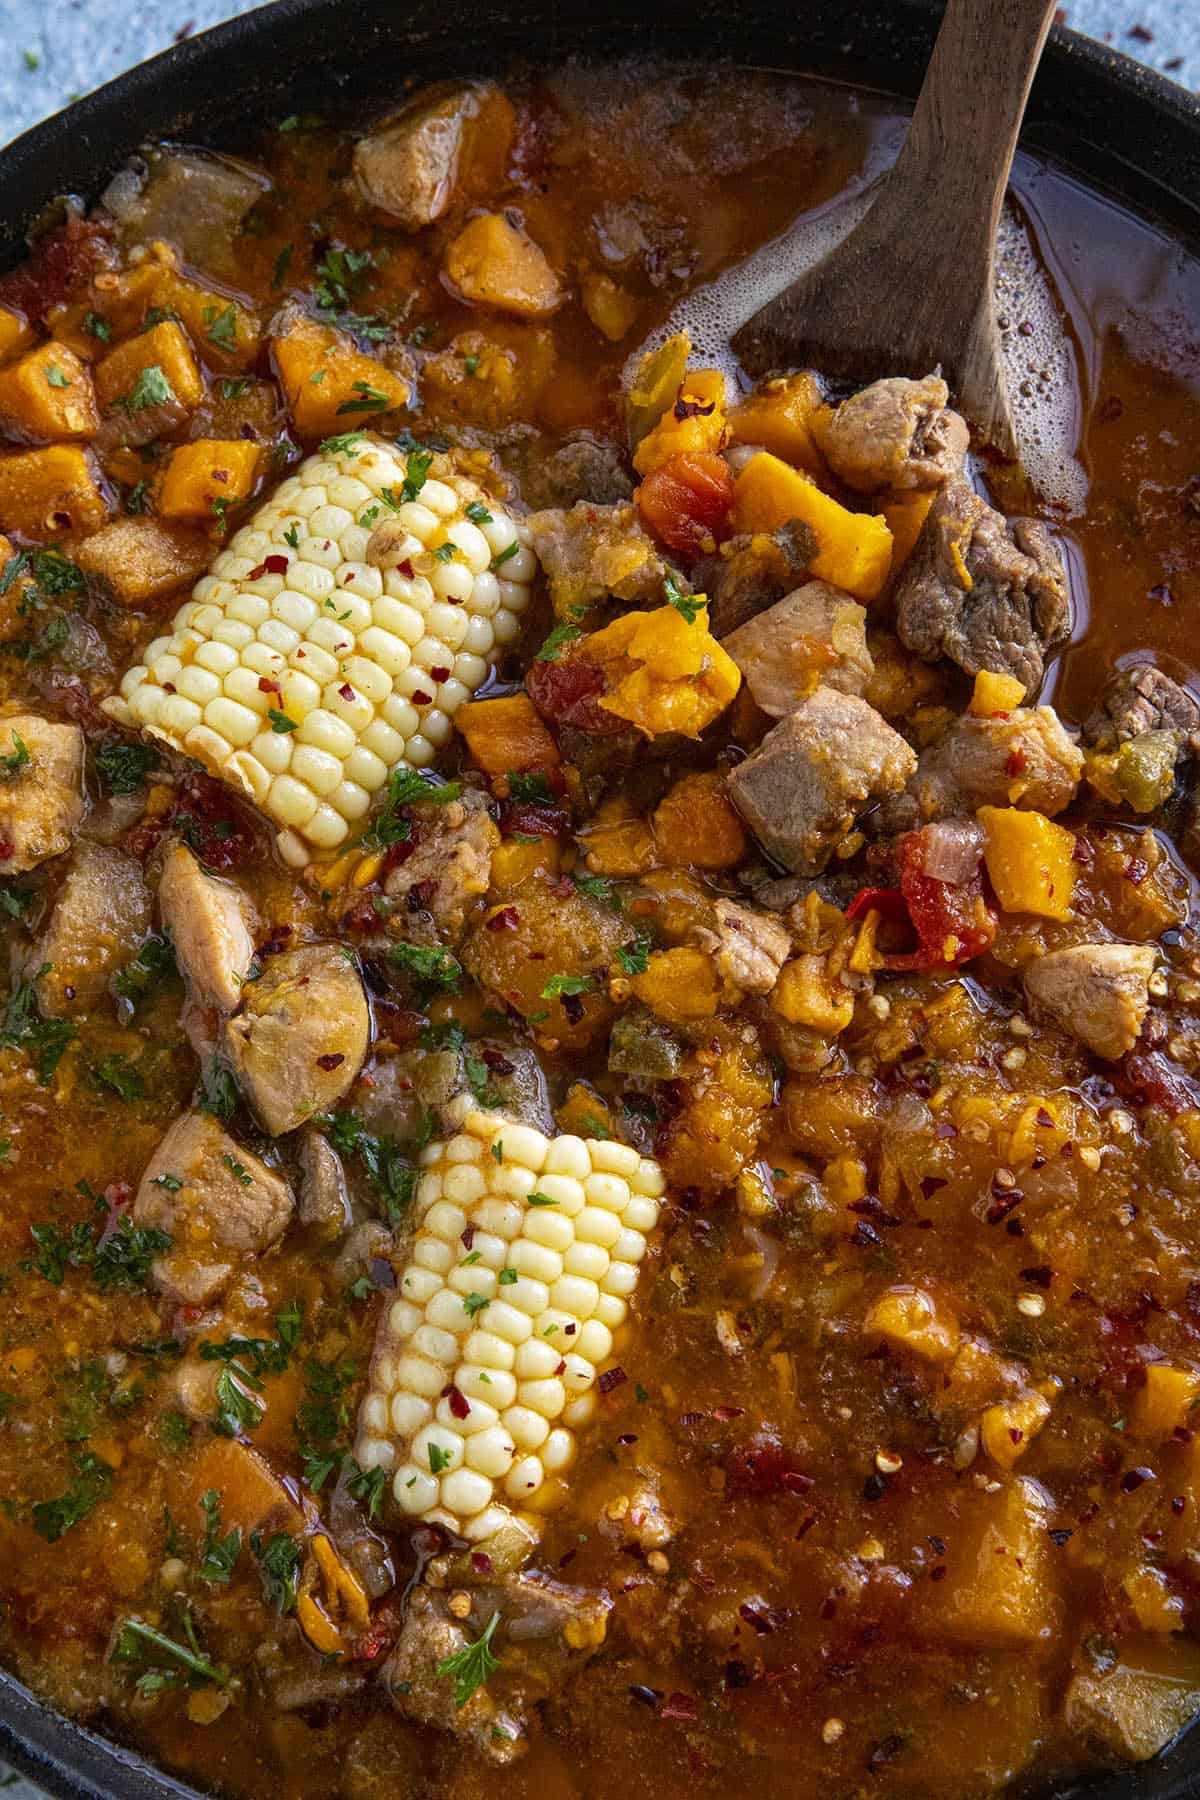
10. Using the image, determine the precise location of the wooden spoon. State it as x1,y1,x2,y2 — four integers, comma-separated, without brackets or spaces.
730,0,1059,456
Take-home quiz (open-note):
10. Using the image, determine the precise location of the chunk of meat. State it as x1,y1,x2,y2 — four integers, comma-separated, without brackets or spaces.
524,501,670,619
24,843,150,1017
383,791,498,944
352,83,491,229
73,520,212,610
1085,664,1200,753
817,374,969,495
383,1587,525,1764
727,688,917,875
133,1110,294,1303
694,520,817,637
102,150,267,282
157,840,257,1013
1024,942,1156,1061
517,435,633,510
694,899,791,995
881,705,1083,830
895,478,1070,690
0,713,84,873
722,580,872,716
222,944,371,1136
297,1126,351,1238
1064,1642,1200,1763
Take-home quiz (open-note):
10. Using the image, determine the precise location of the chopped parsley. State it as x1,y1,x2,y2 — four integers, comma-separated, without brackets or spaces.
572,873,623,910
0,967,77,1083
214,1366,263,1438
541,972,593,999
427,1441,453,1474
203,303,239,351
91,1053,146,1102
44,364,70,389
111,1614,226,1690
317,1109,416,1226
389,940,462,991
437,1610,501,1708
272,244,294,289
252,1530,302,1612
358,765,461,850
117,364,175,413
664,574,703,623
268,707,299,733
336,380,391,416
83,311,112,342
222,1153,253,1187
507,769,552,802
462,1292,490,1318
492,540,520,570
346,1460,387,1519
616,932,652,976
0,882,33,920
526,1192,558,1207
113,931,176,1011
399,448,434,504
318,432,366,457
314,246,373,314
0,729,29,776
198,1059,241,1121
535,623,582,662
465,500,493,524
282,523,301,549
31,1450,112,1542
198,1489,242,1584
95,740,159,794
294,1356,358,1487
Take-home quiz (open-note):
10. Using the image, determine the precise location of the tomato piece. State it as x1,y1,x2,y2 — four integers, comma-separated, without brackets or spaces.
637,450,734,558
526,656,624,735
848,833,996,970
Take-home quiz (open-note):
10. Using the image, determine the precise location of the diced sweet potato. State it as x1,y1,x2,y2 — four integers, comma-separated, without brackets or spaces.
1130,1365,1200,1442
633,370,726,477
0,444,109,537
582,797,658,877
726,371,825,474
272,315,409,438
490,838,559,890
652,769,747,870
978,805,1076,921
0,342,99,442
151,271,259,371
772,952,854,1034
580,271,639,343
659,1034,773,1193
443,212,562,318
457,693,560,778
632,946,723,1025
863,1285,960,1363
47,265,162,359
0,307,34,364
74,516,212,607
179,1437,302,1538
157,438,265,521
95,319,204,415
732,453,893,602
912,1478,1060,1648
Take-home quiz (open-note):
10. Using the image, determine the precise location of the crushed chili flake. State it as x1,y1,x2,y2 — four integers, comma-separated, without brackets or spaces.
412,690,433,705
429,665,451,681
598,1366,628,1395
738,1603,774,1635
660,1692,699,1722
316,1052,345,1071
338,682,356,702
258,675,282,695
851,1220,881,1247
445,1384,470,1420
461,1224,476,1249
1121,1466,1156,1492
711,1405,745,1422
470,1552,493,1575
247,554,290,579
930,1565,947,1582
795,1514,817,1539
486,906,521,932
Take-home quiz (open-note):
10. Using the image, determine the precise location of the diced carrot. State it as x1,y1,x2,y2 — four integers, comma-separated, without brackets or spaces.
157,438,265,521
636,450,734,557
457,693,561,778
271,315,409,438
95,319,204,414
0,444,109,537
443,212,562,318
0,342,99,442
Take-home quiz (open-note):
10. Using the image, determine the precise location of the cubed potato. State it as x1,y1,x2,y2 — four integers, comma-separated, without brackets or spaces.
95,320,204,415
0,307,34,364
731,452,893,602
1065,1637,1200,1762
74,517,212,608
271,315,409,439
157,439,265,521
0,445,109,537
443,212,562,318
1130,1364,1200,1442
912,1477,1061,1648
863,1285,960,1363
0,342,99,442
151,271,259,371
979,805,1076,921
726,371,825,474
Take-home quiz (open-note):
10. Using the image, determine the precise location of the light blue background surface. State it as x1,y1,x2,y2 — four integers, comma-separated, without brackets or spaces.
0,0,1195,1794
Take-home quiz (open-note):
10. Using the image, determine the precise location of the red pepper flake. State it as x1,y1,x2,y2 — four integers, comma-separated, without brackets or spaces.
162,681,176,694
712,1405,745,1422
1005,747,1027,778
617,1432,638,1445
986,1189,1023,1225
470,1551,493,1575
258,675,282,696
486,905,521,932
316,1052,345,1071
795,1514,817,1539
1122,1466,1156,1493
598,1366,627,1395
0,839,12,862
461,1224,476,1249
247,554,290,579
338,682,356,703
445,1384,470,1421
430,666,451,681
212,468,229,484
1008,1427,1024,1445
398,558,414,578
660,1692,699,1722
851,1220,881,1247
1125,855,1149,886
739,1603,774,1635
673,394,717,422
412,690,433,705
930,1565,947,1581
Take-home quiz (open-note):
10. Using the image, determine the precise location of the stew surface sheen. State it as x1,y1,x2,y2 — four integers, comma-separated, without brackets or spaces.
0,60,1198,1800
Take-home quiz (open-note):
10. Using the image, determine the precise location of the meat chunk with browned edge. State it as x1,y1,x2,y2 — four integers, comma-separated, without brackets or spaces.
518,435,633,510
24,843,150,1017
134,1109,294,1303
723,580,873,716
158,840,258,1012
818,374,969,495
222,944,370,1136
524,501,669,619
695,898,791,995
383,789,498,944
1085,663,1200,753
727,687,916,875
297,1126,351,1238
1024,942,1156,1060
352,83,492,229
697,519,817,637
880,704,1083,831
895,478,1070,690
0,713,84,874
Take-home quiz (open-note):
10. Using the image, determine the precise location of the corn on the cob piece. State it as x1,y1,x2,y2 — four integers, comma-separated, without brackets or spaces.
355,1108,665,1542
102,434,535,864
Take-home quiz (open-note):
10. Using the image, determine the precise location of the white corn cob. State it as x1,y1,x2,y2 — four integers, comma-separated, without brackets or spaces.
355,1108,665,1542
103,434,535,864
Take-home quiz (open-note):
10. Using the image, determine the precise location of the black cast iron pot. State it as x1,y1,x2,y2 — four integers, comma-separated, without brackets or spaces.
0,1,1198,1794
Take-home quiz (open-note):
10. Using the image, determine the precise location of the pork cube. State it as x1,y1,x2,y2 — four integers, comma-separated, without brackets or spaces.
695,898,792,995
0,713,84,873
518,434,633,510
525,501,670,619
24,843,151,1016
727,687,916,874
1024,941,1156,1061
353,83,493,229
134,1109,294,1303
296,1126,351,1238
818,374,969,494
1085,663,1200,753
895,478,1070,690
722,580,872,716
1065,1640,1200,1763
695,520,817,637
383,1587,525,1764
383,790,498,945
222,943,370,1135
158,840,257,1013
885,705,1083,829
73,518,211,609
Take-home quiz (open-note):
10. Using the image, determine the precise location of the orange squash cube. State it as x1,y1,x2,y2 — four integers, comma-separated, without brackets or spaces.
152,271,260,371
95,319,204,415
443,213,562,318
652,769,747,869
0,307,33,364
0,445,109,537
727,371,825,474
457,693,560,778
732,452,893,602
157,438,265,521
882,491,934,569
272,316,409,439
0,342,99,442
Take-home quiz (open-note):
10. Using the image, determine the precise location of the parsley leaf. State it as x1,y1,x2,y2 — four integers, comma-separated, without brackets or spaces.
198,1489,242,1584
540,973,593,999
252,1530,302,1612
32,1450,111,1542
536,623,582,662
0,968,77,1082
616,932,652,976
0,729,29,776
336,380,391,416
203,303,239,351
389,941,462,991
117,365,175,413
663,574,703,623
95,740,159,794
437,1611,501,1708
113,931,176,1011
399,448,434,504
